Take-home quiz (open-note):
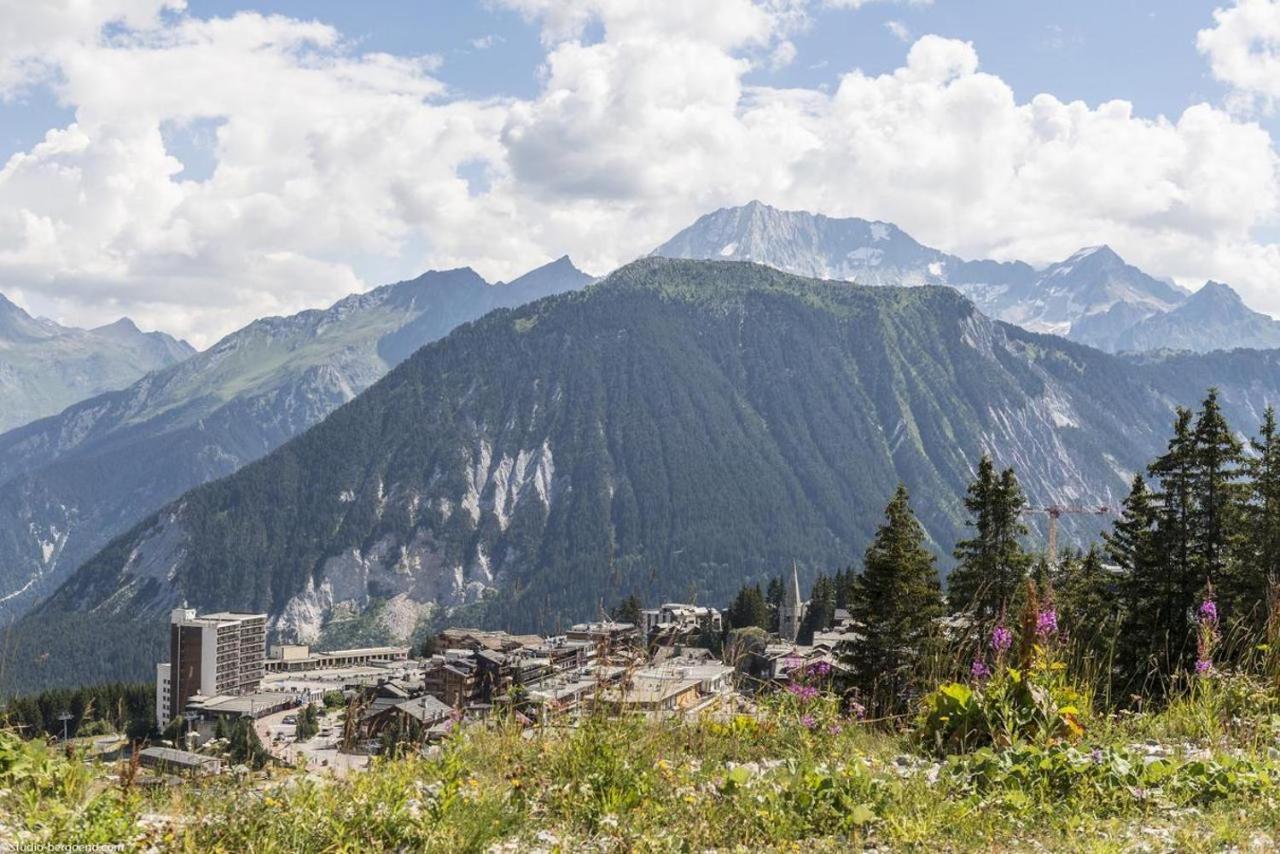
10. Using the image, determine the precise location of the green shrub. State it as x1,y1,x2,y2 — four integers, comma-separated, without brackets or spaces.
919,649,1087,754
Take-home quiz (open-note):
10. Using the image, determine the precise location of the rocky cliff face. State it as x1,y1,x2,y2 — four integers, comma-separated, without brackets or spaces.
8,258,1280,694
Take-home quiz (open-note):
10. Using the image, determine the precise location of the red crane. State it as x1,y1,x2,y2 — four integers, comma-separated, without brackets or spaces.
1024,504,1113,567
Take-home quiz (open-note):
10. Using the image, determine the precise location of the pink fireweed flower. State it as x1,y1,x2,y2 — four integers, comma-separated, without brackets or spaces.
970,660,991,682
1195,658,1213,676
990,624,1013,654
1198,598,1218,626
828,722,843,736
849,701,866,721
800,714,816,730
786,682,818,701
1035,608,1058,639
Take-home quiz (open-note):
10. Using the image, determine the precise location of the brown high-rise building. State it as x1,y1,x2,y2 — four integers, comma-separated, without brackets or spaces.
155,608,267,727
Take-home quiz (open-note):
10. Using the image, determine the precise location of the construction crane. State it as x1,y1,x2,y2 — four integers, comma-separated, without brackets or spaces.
1024,504,1113,568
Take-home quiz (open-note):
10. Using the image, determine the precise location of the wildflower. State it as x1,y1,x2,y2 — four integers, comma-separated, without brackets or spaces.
970,660,991,682
828,723,843,736
800,714,816,730
990,624,1013,654
786,682,818,701
1195,591,1220,677
1035,608,1058,639
811,661,833,678
849,701,867,721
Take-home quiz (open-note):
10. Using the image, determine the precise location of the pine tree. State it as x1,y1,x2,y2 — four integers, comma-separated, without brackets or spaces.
1191,389,1245,598
1148,406,1198,666
949,455,1031,619
1106,474,1165,682
726,584,769,631
765,576,784,633
798,574,836,644
1056,545,1117,664
845,484,945,712
1244,407,1280,622
611,594,644,628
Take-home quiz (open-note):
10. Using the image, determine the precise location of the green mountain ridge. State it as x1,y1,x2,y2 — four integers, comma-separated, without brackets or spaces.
0,293,194,434
5,258,1280,694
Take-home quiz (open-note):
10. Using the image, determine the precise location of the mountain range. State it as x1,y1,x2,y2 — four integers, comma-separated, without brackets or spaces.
653,201,1280,352
0,294,193,433
0,257,592,621
5,258,1279,694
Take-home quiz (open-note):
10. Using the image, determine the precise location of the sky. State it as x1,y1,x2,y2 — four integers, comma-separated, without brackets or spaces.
0,0,1278,347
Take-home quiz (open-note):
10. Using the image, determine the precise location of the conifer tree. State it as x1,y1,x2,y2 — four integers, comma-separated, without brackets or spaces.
1148,406,1198,663
765,577,784,633
1056,545,1117,663
798,574,836,644
610,594,644,628
1244,407,1280,621
1106,474,1165,680
1191,389,1245,594
948,455,1031,618
726,583,769,631
846,484,945,712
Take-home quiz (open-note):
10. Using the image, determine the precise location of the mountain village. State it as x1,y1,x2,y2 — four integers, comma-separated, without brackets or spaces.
140,563,841,778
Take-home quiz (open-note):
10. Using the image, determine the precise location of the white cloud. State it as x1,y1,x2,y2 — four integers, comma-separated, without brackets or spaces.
824,0,932,9
0,0,183,95
0,0,1277,345
1197,0,1280,113
885,20,911,42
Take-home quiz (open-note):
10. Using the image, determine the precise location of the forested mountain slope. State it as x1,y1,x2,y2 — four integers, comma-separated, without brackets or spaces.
5,258,1279,693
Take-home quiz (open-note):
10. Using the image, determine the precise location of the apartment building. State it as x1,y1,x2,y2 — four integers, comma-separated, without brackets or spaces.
155,607,268,728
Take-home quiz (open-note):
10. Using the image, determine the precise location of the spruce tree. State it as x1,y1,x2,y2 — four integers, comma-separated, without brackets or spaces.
1191,389,1245,596
798,574,836,644
846,484,945,712
610,594,644,628
1244,407,1280,621
949,455,1031,619
1148,406,1198,664
726,583,769,631
765,577,784,633
1106,474,1165,682
1056,545,1117,665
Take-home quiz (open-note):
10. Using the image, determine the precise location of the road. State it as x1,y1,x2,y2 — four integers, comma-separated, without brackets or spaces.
253,706,369,777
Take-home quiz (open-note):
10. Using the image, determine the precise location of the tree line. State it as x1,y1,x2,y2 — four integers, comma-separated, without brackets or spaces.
698,388,1280,713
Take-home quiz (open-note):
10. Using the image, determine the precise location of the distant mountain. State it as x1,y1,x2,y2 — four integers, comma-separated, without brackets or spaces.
1079,281,1280,354
985,246,1186,338
7,258,1280,693
653,201,1272,354
0,258,593,620
0,294,194,433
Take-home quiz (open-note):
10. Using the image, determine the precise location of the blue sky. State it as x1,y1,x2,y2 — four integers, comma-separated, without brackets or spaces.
0,0,1276,343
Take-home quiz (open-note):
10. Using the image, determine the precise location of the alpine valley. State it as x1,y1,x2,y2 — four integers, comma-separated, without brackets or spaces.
5,257,1280,693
